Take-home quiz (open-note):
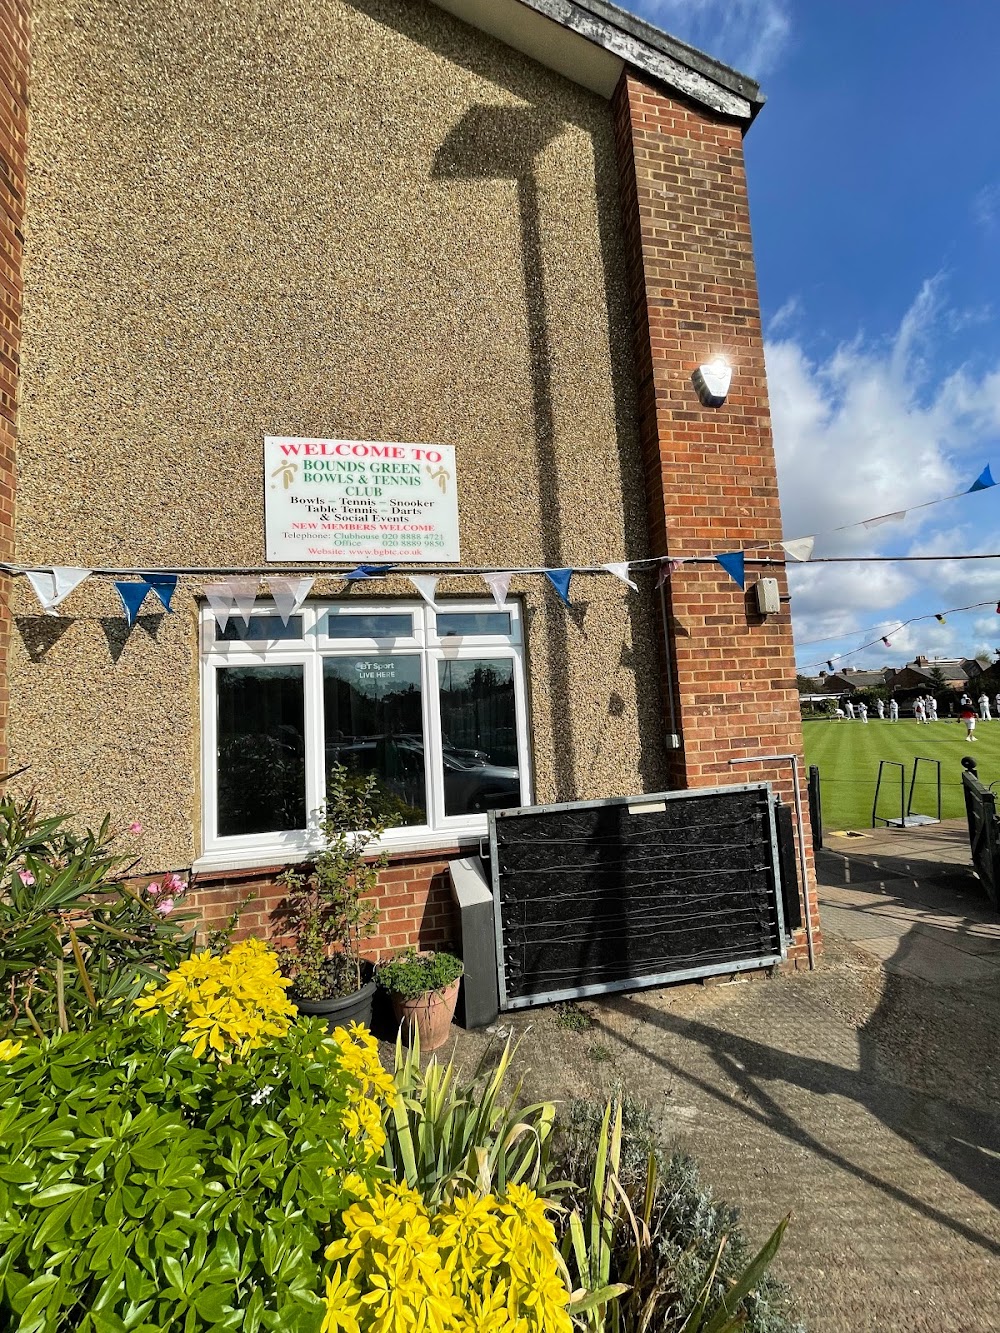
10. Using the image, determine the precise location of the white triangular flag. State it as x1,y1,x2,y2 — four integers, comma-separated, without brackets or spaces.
206,582,236,633
230,577,260,627
863,511,906,529
26,567,91,616
780,537,815,562
482,572,513,608
602,561,638,591
409,575,439,607
269,576,314,624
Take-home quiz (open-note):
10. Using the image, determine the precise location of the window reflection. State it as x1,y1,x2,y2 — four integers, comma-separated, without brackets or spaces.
323,656,426,826
216,666,306,836
437,658,520,816
436,612,512,637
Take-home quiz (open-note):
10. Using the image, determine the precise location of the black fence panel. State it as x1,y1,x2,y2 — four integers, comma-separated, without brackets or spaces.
489,784,786,1009
775,802,803,932
808,765,823,852
962,764,1000,911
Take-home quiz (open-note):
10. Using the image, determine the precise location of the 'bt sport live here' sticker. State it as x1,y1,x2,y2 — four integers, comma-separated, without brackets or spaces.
264,437,460,563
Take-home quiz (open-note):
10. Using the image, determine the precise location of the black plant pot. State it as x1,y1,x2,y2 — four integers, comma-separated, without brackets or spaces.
292,978,377,1031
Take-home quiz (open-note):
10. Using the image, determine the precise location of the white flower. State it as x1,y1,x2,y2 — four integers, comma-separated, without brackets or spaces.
250,1084,274,1107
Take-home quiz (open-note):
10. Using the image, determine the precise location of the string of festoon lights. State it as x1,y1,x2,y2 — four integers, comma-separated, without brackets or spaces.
798,599,1000,673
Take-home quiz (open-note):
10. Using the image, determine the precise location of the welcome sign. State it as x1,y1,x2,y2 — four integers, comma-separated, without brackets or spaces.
264,437,460,563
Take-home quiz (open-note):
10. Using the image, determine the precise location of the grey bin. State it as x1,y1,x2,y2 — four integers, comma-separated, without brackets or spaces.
448,856,500,1029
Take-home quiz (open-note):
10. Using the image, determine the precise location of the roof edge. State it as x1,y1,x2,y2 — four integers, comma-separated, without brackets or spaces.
429,0,766,122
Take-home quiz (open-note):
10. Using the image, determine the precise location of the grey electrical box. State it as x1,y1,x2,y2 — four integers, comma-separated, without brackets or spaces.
755,577,780,615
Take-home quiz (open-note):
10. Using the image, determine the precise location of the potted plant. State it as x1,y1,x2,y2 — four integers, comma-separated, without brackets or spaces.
376,948,464,1052
272,765,389,1029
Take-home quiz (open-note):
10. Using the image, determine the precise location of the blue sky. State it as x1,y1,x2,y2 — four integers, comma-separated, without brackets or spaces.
627,0,1000,673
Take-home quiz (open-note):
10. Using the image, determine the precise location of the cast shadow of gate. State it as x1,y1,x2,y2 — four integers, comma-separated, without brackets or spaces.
593,944,1000,1257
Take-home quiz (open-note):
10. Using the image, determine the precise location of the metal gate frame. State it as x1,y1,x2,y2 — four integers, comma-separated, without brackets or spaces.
488,782,788,1010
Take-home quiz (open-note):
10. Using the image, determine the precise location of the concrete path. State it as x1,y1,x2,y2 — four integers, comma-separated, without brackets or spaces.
446,818,1000,1332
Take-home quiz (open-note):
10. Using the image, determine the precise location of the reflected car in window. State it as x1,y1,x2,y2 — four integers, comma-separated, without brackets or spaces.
326,734,520,816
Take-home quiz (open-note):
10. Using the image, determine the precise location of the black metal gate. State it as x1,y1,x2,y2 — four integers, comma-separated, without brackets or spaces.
488,783,788,1009
962,765,1000,910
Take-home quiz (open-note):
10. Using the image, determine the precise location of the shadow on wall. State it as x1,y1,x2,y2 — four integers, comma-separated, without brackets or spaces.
341,0,667,800
15,614,167,666
434,104,578,799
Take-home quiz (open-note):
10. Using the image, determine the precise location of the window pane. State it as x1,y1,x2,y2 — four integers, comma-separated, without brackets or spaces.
436,612,512,638
323,656,426,826
216,615,303,642
216,666,306,836
324,613,413,639
437,658,520,816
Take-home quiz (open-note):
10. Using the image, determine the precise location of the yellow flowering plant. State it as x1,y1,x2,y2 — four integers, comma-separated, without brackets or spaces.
2,979,398,1330
134,936,297,1059
322,1180,574,1333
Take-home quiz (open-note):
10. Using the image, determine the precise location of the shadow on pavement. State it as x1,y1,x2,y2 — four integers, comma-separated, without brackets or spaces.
595,986,1000,1258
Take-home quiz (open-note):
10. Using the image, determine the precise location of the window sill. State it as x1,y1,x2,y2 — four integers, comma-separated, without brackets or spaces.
192,826,488,876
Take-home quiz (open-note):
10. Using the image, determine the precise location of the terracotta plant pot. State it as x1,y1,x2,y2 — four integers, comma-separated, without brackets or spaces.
392,978,461,1052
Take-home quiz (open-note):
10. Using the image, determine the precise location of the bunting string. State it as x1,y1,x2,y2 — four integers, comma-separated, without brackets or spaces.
6,460,1000,628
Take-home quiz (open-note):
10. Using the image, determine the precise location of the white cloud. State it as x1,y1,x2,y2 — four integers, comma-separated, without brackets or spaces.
766,295,800,337
634,0,791,77
768,277,1000,666
973,182,1000,232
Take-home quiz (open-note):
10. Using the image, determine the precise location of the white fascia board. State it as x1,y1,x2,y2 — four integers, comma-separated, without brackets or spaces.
429,0,754,118
431,0,623,97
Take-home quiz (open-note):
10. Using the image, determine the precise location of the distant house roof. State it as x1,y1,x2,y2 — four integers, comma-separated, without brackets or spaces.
430,0,765,118
821,670,887,692
900,658,981,683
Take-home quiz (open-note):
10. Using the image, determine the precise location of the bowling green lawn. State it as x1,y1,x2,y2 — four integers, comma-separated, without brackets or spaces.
802,714,1000,830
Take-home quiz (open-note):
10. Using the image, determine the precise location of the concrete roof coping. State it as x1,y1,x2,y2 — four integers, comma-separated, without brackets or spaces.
429,0,765,122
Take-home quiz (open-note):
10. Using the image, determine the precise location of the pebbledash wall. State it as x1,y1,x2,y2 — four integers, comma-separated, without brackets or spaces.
0,0,819,969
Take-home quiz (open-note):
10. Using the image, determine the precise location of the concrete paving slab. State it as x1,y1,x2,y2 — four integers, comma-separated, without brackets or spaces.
852,933,1000,984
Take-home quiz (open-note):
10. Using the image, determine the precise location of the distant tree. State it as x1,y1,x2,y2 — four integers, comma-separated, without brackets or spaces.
796,674,820,693
929,666,949,690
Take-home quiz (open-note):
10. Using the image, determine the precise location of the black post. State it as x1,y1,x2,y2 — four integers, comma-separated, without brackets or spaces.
808,764,823,852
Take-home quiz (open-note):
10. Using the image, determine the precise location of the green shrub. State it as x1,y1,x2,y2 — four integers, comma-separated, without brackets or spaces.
554,1095,805,1333
272,766,388,1001
0,1012,391,1331
375,949,463,1000
0,788,194,1038
382,1033,555,1206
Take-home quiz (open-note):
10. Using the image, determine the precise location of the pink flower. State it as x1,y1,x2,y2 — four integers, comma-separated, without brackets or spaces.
19,871,35,887
156,898,175,916
128,821,143,835
163,873,186,895
146,881,161,897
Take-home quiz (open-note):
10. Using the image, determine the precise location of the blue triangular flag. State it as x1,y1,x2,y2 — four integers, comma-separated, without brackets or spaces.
345,564,393,582
545,569,573,606
716,551,745,590
115,580,152,626
967,465,996,493
143,572,178,612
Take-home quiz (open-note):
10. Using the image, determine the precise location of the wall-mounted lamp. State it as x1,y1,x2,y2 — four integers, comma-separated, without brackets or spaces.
692,356,732,407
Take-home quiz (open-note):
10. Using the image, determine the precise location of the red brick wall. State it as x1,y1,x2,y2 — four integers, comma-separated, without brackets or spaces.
0,1,28,772
188,849,461,958
612,72,819,964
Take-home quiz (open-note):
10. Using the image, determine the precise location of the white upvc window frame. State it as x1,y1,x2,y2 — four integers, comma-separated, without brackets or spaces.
196,598,531,872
